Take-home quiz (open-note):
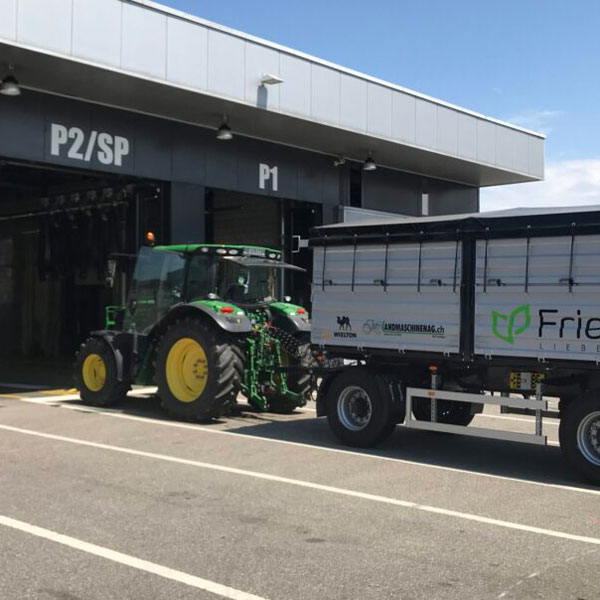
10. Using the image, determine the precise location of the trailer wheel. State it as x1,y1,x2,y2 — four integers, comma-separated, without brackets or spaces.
75,337,129,407
412,397,475,426
156,317,242,420
559,396,600,484
326,368,395,447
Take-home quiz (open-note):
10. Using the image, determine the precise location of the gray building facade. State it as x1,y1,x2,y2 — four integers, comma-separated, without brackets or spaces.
0,0,544,359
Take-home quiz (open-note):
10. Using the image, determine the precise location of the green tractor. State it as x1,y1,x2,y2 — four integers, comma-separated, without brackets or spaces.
74,243,314,419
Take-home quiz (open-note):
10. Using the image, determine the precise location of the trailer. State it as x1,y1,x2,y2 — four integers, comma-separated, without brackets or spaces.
310,206,600,484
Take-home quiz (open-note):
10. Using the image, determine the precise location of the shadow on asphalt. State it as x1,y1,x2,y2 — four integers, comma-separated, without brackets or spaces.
72,393,597,492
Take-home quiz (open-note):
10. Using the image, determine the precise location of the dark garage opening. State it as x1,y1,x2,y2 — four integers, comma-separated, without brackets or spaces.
0,159,166,384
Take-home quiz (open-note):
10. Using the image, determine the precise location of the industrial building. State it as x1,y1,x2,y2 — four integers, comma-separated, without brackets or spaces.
0,0,544,360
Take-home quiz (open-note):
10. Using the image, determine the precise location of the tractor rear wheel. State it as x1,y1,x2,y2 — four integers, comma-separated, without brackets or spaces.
267,342,315,414
75,337,129,407
156,317,242,420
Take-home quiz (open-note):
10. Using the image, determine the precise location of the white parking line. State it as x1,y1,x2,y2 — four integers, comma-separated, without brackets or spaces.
0,515,267,600
1,423,599,547
7,396,588,494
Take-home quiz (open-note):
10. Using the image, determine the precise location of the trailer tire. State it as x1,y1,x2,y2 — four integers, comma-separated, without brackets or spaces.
75,337,129,407
559,395,600,484
412,397,475,426
326,368,395,448
156,317,242,421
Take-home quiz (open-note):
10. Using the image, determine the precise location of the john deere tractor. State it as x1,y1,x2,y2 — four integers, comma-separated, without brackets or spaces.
75,244,314,419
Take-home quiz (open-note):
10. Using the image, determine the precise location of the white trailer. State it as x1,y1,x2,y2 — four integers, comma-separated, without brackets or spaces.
310,206,600,484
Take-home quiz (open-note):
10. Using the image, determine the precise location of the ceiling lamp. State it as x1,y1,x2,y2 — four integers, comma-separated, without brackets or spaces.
363,153,377,171
216,116,233,141
0,65,21,97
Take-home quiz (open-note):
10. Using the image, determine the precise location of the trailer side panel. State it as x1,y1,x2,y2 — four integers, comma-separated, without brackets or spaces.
474,234,600,362
311,241,462,354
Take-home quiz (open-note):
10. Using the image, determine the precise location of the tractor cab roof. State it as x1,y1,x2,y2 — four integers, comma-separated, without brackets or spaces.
222,256,305,272
154,243,282,261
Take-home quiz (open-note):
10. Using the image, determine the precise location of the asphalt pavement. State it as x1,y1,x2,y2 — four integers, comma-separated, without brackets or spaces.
0,387,599,599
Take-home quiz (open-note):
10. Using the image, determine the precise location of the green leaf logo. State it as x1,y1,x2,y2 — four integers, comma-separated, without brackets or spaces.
491,304,531,344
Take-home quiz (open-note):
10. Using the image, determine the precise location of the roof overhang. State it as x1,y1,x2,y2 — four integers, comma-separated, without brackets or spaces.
1,40,541,188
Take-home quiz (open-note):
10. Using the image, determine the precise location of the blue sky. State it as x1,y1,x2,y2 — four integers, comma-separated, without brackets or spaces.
163,1,600,208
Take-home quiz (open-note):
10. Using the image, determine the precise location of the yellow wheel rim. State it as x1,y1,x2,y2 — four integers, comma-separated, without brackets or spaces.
82,353,106,392
166,337,209,403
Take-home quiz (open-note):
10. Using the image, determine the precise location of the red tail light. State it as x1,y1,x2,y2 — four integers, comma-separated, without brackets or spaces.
220,306,235,314
297,308,307,315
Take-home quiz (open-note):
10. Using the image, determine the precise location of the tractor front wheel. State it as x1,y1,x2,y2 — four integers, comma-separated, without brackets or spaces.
75,337,129,407
156,317,242,421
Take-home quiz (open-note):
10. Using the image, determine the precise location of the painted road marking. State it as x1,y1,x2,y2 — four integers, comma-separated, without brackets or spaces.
40,388,78,396
1,423,599,547
7,387,158,403
0,515,267,600
7,396,589,495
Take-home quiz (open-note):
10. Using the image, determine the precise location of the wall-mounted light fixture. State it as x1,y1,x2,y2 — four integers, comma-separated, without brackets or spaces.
216,115,233,141
260,73,284,85
333,155,346,167
0,65,21,97
363,152,377,171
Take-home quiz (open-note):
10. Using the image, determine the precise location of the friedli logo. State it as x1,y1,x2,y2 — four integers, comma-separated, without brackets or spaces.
491,304,531,344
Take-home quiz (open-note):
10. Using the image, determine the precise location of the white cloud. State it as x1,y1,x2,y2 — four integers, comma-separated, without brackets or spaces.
503,109,561,135
481,159,600,211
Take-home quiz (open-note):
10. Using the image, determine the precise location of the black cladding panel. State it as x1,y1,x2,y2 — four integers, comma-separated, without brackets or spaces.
0,90,341,206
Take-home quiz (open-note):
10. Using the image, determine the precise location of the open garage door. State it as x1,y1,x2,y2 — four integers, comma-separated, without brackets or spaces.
209,189,282,249
0,160,166,381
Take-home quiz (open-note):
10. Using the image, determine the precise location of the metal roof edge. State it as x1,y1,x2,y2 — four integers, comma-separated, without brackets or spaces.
128,0,546,140
4,37,541,185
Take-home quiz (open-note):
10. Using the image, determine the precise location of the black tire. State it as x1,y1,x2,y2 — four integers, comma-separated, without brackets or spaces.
156,317,243,421
559,395,600,484
75,337,129,407
412,397,475,426
559,396,574,417
326,368,395,447
267,343,315,414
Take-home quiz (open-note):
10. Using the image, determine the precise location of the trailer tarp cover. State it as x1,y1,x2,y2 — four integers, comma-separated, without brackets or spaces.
311,205,600,244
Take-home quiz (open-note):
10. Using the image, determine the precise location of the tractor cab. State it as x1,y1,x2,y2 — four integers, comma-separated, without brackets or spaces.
120,244,305,334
